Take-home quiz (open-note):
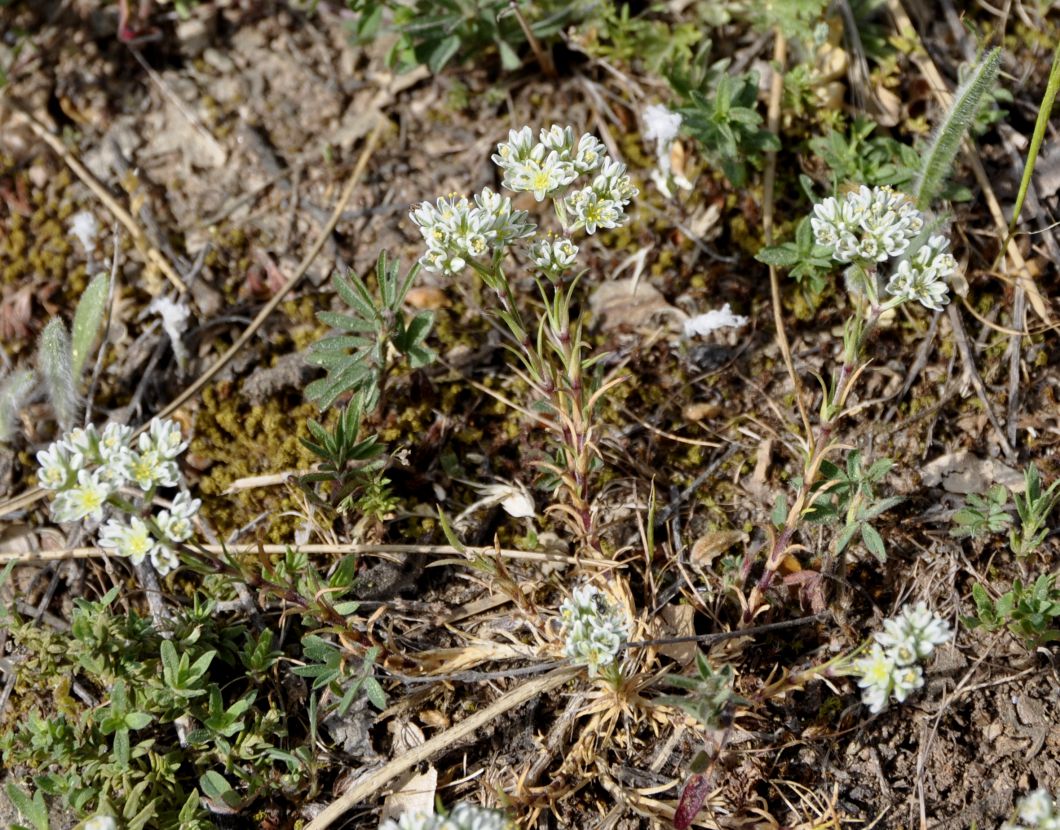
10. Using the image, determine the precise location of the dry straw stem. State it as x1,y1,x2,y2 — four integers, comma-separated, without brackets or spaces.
0,542,621,569
886,0,1051,323
761,32,812,443
303,666,579,830
7,99,187,293
0,119,386,520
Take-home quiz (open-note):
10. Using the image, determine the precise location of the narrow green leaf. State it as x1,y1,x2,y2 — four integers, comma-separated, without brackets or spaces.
914,47,1001,208
0,369,35,444
70,272,109,378
860,524,887,562
37,318,77,430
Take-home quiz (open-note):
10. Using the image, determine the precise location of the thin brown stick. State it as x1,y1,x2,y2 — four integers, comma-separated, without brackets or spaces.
303,667,577,830
8,99,187,293
0,542,621,568
946,303,1015,458
156,118,386,421
762,33,811,443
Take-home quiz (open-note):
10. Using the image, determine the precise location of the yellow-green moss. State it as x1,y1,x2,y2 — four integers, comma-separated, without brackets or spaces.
191,383,320,542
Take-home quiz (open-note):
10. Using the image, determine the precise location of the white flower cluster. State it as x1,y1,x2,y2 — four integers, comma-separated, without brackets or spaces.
492,124,605,200
1002,790,1060,830
410,189,535,277
562,155,638,235
380,804,513,830
528,235,579,279
411,125,637,280
884,233,957,312
811,186,925,263
560,584,630,677
36,418,198,577
810,185,956,311
852,602,952,713
84,816,117,830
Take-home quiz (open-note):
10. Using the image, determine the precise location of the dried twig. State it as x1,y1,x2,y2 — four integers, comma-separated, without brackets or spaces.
303,667,578,830
762,33,811,443
0,542,621,568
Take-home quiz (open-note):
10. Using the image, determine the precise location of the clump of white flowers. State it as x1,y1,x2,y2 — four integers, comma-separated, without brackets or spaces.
37,417,199,577
380,803,513,830
810,185,956,312
852,602,952,713
409,189,535,277
560,584,630,678
411,125,637,279
1002,790,1060,830
83,816,117,830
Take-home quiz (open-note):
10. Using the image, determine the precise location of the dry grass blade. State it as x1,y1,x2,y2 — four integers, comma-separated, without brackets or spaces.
303,666,578,830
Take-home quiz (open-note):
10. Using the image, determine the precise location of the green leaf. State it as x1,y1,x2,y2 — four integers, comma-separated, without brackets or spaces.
37,318,76,430
5,784,49,830
914,47,1001,208
124,711,153,730
364,676,387,709
755,243,800,267
860,523,887,562
70,272,109,378
428,35,461,73
0,369,35,444
199,771,241,809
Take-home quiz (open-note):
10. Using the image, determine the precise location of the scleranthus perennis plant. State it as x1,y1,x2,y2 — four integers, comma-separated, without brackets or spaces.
381,803,514,830
409,124,637,550
37,417,198,577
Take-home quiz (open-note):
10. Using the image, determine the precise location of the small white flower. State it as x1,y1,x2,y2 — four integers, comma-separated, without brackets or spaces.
852,643,895,714
70,211,100,255
37,441,82,491
63,425,100,464
51,469,112,523
508,151,577,201
683,304,749,338
143,418,189,461
84,816,117,830
529,236,579,277
127,448,180,491
560,584,630,677
151,545,180,577
156,491,201,542
99,516,160,566
1006,790,1060,830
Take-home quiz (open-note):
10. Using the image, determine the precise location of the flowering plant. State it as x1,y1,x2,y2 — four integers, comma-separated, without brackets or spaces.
1002,790,1060,830
410,124,637,551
